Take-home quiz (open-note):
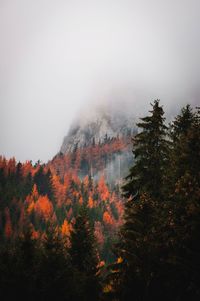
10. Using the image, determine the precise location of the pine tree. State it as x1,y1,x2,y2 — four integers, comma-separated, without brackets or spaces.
109,193,160,301
109,101,169,300
69,206,100,301
39,223,72,301
123,100,168,200
167,106,200,300
167,104,195,193
0,224,39,300
34,166,53,199
170,104,194,141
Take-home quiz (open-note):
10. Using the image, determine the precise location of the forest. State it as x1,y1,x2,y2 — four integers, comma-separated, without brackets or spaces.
0,100,200,300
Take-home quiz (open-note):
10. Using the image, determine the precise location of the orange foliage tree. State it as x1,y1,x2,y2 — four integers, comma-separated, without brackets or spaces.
87,195,94,208
35,195,53,221
61,219,71,237
51,174,66,207
98,175,110,201
103,211,113,227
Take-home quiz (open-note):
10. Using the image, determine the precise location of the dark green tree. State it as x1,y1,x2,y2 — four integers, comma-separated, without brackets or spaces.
167,106,200,300
123,100,168,200
69,206,100,301
109,101,174,301
109,193,161,301
34,166,53,199
0,224,39,301
167,104,195,193
38,223,72,301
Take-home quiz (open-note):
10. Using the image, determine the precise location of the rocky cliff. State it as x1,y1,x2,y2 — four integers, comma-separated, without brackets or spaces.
61,103,136,153
58,103,137,185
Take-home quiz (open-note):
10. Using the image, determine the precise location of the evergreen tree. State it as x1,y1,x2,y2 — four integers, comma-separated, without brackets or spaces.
123,100,168,200
109,101,168,300
170,104,194,141
109,193,161,301
0,224,39,301
69,206,100,301
109,101,173,300
38,223,72,301
167,104,195,193
167,106,200,300
34,166,53,199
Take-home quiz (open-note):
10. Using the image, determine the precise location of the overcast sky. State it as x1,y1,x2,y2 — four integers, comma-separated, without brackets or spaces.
0,0,200,162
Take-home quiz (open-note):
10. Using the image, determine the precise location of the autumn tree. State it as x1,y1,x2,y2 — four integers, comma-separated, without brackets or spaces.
51,174,67,206
98,175,110,201
35,195,53,221
103,211,113,228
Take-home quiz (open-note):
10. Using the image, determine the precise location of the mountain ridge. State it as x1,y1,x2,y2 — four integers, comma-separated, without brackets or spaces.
60,103,136,153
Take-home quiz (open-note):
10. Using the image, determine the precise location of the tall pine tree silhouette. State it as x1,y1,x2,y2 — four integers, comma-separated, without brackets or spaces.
123,100,168,200
112,100,169,300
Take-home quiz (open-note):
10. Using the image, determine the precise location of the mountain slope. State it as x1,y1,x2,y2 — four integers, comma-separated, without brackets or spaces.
59,103,137,185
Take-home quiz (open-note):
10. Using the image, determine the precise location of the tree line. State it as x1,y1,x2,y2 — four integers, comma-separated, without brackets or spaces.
107,100,200,300
0,100,199,300
0,159,123,263
0,207,101,301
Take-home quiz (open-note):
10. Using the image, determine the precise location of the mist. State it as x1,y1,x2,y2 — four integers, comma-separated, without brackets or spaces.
0,0,200,162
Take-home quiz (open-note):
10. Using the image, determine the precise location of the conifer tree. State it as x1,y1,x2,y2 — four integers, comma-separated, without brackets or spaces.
123,100,168,200
110,101,168,300
16,225,39,299
0,224,39,300
110,193,160,301
69,206,100,301
34,166,53,199
109,100,181,300
167,104,195,193
38,223,71,301
167,106,200,299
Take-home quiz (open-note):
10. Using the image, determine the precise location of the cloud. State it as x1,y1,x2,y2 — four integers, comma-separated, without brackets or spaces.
0,0,199,162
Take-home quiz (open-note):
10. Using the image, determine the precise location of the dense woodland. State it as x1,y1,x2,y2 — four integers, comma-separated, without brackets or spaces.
0,101,200,300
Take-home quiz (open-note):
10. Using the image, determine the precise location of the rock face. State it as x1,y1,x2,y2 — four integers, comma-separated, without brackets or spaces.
59,103,137,185
60,104,136,154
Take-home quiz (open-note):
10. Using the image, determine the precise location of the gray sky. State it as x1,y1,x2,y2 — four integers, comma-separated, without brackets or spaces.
0,0,200,162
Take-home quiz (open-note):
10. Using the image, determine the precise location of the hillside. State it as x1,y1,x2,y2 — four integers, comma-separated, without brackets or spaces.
58,104,137,185
0,102,200,301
